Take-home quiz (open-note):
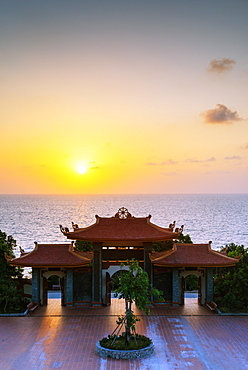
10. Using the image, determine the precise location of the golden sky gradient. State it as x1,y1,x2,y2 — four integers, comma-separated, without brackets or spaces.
1,1,248,194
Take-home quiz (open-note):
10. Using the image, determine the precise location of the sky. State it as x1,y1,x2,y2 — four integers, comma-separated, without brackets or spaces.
1,0,248,194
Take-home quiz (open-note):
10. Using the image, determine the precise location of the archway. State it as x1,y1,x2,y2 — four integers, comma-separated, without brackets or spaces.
42,271,65,306
185,274,199,302
103,266,129,306
108,269,131,308
181,272,202,306
111,269,129,291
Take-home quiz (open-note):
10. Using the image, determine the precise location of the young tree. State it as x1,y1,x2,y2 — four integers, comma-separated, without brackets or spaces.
113,259,162,345
214,243,248,311
0,230,23,312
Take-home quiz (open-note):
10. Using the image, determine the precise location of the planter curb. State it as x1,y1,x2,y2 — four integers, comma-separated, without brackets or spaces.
96,341,154,359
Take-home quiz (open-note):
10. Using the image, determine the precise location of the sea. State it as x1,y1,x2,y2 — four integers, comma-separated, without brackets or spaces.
0,194,247,258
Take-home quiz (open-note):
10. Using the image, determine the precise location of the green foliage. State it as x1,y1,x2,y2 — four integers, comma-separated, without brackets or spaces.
113,259,162,314
152,240,173,252
0,230,23,313
74,240,93,252
177,233,192,244
116,311,140,334
214,243,248,312
47,275,60,290
152,233,192,252
100,334,152,350
185,275,198,291
113,259,162,345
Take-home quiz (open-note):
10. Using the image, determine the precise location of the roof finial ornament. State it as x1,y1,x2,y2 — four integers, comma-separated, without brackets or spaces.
169,221,176,230
59,225,69,234
72,222,78,230
115,207,133,219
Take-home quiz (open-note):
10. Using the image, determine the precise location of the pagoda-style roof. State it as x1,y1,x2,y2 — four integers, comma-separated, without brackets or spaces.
150,243,238,267
9,243,93,268
60,207,180,242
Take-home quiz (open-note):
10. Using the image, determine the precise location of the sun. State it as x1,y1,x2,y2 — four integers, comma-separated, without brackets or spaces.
77,164,87,174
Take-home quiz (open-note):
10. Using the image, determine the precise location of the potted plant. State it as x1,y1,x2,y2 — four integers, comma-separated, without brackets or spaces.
96,259,162,359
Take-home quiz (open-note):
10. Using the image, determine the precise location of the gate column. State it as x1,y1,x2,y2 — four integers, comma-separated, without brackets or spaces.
143,242,153,303
206,268,214,303
92,242,102,306
172,268,179,306
32,268,40,305
65,268,73,306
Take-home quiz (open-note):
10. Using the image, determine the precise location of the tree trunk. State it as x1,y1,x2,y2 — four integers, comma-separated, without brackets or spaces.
125,299,132,345
4,297,8,312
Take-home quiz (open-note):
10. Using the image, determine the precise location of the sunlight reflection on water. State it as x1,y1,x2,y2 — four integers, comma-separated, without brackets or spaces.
0,194,247,255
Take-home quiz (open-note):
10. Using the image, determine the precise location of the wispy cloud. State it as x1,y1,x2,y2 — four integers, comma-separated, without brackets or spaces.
185,157,216,163
224,156,241,160
202,104,243,124
90,166,100,170
145,159,178,166
207,58,236,73
240,143,248,150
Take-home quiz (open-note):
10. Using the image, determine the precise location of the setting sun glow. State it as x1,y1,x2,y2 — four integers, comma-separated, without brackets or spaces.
0,1,248,194
77,164,87,175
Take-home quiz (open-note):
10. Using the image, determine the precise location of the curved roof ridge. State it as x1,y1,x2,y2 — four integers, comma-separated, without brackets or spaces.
10,242,93,267
9,241,40,261
207,244,241,262
60,214,179,242
150,244,177,262
150,242,238,267
147,218,174,232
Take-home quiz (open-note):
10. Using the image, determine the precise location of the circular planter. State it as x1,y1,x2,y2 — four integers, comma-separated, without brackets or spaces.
96,341,154,359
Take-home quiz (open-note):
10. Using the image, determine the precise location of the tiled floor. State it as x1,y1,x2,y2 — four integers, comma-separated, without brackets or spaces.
31,298,214,317
1,299,248,370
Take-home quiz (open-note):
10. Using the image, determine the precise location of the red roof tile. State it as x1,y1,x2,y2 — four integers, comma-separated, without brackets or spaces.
61,215,179,242
150,243,238,267
10,243,93,267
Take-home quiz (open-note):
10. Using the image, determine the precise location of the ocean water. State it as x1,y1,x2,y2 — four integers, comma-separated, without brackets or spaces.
0,194,247,256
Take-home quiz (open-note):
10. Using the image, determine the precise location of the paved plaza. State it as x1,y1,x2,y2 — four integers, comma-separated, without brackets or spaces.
0,298,248,370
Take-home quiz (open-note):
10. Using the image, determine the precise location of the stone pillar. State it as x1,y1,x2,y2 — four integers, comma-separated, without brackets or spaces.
92,242,102,306
143,242,153,302
206,268,214,303
172,268,179,306
66,268,74,306
32,268,40,304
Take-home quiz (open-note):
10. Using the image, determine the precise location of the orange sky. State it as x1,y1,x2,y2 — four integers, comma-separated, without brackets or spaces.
1,1,248,194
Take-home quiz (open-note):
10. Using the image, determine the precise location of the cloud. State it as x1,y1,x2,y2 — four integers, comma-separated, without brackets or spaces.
202,104,243,124
224,156,241,160
241,143,248,150
90,166,100,170
161,159,178,165
207,58,236,73
185,157,216,163
145,159,178,166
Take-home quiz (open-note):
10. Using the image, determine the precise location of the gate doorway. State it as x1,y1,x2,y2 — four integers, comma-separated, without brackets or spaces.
42,273,65,306
105,269,129,306
181,274,201,306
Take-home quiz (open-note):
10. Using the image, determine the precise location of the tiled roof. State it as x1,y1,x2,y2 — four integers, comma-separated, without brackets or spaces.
10,243,93,267
60,215,179,242
150,243,238,267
